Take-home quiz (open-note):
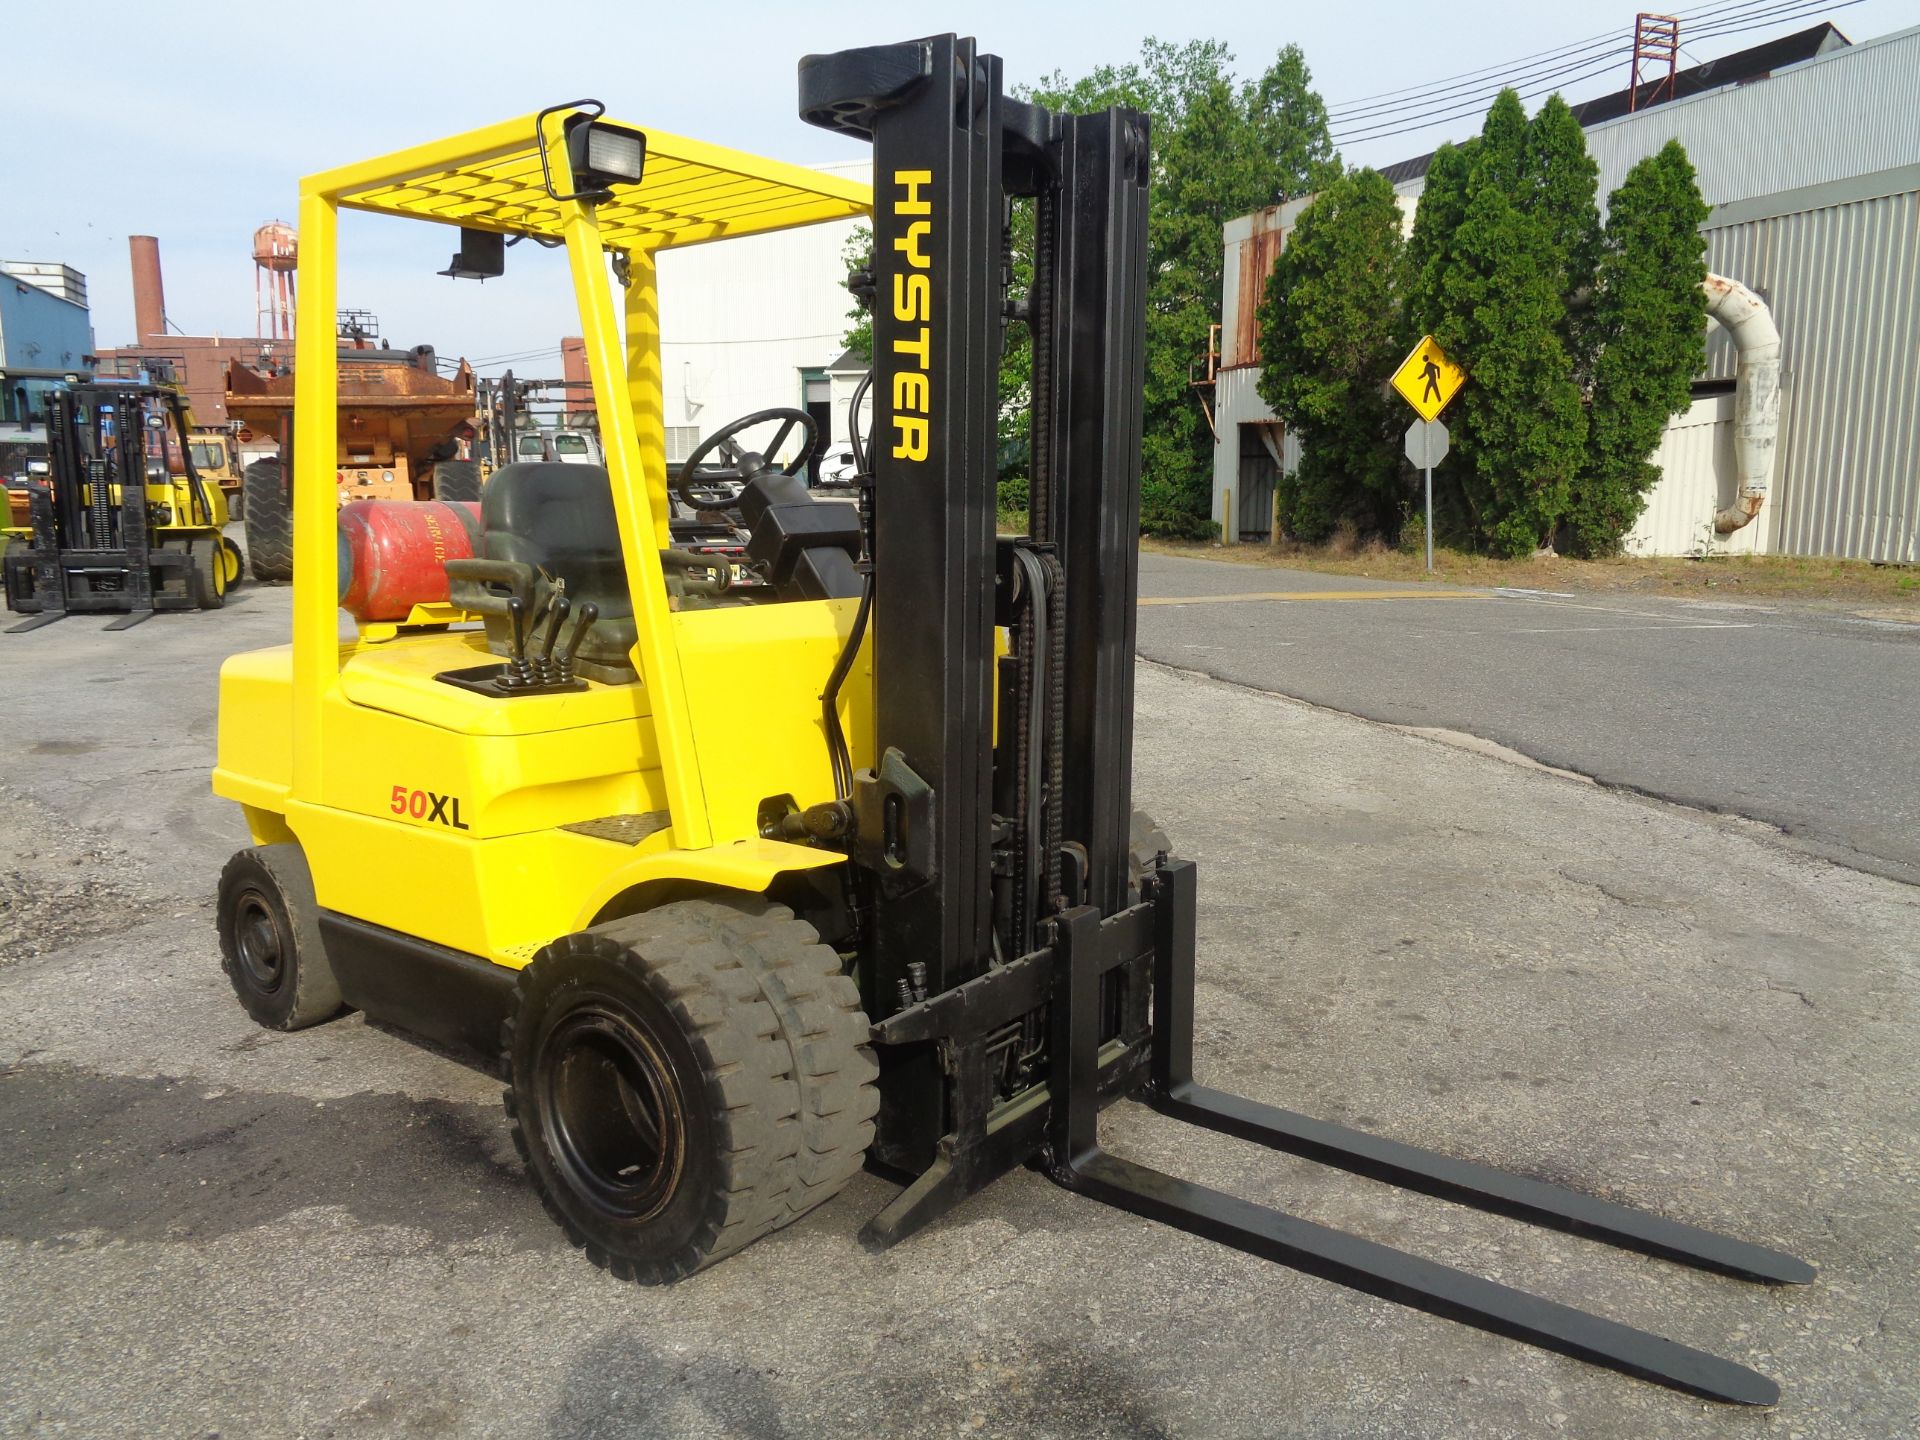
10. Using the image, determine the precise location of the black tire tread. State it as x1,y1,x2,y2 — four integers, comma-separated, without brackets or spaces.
242,458,293,584
504,895,875,1282
216,845,343,1030
191,536,226,609
430,459,483,503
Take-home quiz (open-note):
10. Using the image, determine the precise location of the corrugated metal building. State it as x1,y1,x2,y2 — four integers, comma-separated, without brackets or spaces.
1214,23,1920,560
0,261,94,424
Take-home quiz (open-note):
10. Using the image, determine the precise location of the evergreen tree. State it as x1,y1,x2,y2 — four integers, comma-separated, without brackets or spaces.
1024,41,1339,536
1255,168,1407,541
1572,141,1711,556
1437,153,1586,556
1524,94,1602,378
1476,88,1530,195
1402,141,1472,348
1248,46,1342,201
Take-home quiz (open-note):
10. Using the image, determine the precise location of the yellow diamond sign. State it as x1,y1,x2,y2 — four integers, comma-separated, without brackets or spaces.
1391,335,1465,422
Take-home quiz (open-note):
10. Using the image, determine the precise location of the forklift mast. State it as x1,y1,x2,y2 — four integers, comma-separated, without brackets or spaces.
803,36,1153,1162
801,36,1812,1406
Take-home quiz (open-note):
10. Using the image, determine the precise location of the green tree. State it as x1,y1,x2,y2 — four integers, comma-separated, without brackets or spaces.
1436,146,1586,556
1523,94,1602,377
844,39,1338,536
1476,87,1530,195
838,224,872,364
1255,168,1407,541
1402,141,1472,349
1571,141,1710,556
1026,40,1338,536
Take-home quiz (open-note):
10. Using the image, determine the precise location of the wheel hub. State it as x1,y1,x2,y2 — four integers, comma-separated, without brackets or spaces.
540,1004,687,1223
233,890,286,993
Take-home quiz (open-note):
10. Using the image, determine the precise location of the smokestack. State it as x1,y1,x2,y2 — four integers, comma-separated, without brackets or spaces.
561,336,590,417
130,235,166,341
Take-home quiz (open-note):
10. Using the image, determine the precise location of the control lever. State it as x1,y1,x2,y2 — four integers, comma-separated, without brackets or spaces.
537,594,571,682
505,596,533,687
556,601,598,684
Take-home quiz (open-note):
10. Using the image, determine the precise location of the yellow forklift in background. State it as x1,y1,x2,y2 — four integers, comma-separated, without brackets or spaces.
4,383,242,630
208,47,1812,1407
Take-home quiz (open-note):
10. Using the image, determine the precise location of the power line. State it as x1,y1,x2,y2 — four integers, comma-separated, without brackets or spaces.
1331,0,1859,147
1332,39,1637,133
1330,0,1816,132
1325,0,1776,118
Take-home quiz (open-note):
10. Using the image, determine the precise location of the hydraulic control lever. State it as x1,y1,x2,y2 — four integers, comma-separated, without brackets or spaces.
537,594,572,682
504,596,534,688
556,601,597,684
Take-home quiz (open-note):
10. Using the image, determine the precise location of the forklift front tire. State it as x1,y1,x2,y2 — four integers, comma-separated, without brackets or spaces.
191,538,229,610
505,897,876,1283
217,845,344,1030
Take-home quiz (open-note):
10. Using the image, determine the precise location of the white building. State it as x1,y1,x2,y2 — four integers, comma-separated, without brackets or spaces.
657,160,869,476
1211,23,1920,561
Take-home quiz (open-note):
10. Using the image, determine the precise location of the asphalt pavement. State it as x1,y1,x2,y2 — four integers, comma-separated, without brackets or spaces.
2,584,1916,1438
1137,551,1920,886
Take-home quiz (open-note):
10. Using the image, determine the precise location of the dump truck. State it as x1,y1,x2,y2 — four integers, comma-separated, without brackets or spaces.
225,313,480,582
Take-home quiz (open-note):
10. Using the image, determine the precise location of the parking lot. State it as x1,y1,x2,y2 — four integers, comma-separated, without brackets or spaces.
3,582,1916,1439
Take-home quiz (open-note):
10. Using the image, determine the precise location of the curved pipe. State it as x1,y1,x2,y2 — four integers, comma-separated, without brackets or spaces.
1702,273,1780,534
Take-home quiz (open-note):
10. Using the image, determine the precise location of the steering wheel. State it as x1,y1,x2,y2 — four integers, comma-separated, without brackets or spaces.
675,407,818,510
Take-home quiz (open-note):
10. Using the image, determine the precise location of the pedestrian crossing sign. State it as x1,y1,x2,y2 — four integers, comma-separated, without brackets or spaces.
1391,335,1465,421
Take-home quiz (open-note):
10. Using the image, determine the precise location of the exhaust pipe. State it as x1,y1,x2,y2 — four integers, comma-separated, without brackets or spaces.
1702,273,1780,534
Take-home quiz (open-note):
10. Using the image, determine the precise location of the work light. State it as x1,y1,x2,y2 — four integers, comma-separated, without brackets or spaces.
569,117,647,193
537,101,648,204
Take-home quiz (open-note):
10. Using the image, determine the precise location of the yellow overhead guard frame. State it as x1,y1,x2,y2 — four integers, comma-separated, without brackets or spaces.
213,107,872,964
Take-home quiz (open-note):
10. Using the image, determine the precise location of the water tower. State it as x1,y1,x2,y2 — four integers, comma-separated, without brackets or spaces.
253,221,298,344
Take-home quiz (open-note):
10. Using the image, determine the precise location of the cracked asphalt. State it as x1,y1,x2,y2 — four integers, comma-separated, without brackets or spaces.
1,583,1916,1439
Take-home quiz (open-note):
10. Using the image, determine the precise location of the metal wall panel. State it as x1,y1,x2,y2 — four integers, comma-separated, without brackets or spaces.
1581,27,1920,209
1706,188,1920,563
1210,365,1280,539
1624,393,1775,556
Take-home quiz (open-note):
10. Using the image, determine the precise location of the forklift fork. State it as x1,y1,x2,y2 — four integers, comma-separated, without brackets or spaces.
1041,859,1810,1406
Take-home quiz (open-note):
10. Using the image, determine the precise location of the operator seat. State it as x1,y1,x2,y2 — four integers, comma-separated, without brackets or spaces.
466,461,638,681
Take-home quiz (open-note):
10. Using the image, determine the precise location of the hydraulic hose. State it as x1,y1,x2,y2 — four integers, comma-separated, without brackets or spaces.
821,368,877,802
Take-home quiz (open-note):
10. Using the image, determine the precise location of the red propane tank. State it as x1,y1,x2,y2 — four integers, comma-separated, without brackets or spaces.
337,499,483,621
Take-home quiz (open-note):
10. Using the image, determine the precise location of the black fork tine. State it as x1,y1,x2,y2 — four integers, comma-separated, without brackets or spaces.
1064,1150,1783,1407
1151,1084,1815,1286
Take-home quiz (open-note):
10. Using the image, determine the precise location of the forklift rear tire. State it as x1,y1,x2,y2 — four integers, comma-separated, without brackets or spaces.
191,537,228,609
217,845,344,1030
243,458,294,584
431,460,484,503
505,895,878,1283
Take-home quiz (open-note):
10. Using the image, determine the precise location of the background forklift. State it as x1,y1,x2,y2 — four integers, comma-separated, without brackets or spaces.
211,48,1811,1408
4,382,242,631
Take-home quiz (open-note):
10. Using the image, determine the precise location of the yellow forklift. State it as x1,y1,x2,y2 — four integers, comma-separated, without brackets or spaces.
4,383,243,631
210,45,1811,1406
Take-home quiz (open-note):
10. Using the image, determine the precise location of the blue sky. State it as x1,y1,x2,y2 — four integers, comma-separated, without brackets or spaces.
4,0,1914,372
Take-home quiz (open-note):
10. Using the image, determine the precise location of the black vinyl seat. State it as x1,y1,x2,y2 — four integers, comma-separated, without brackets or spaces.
473,461,637,678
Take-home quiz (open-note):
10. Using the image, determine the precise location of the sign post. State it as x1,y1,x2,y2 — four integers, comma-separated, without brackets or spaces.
1391,335,1465,573
1403,419,1450,572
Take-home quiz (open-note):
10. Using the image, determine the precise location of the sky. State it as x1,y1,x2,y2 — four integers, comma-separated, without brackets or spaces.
4,0,1915,374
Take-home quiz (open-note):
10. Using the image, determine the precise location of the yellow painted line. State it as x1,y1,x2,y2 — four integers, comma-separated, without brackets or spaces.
1140,589,1488,607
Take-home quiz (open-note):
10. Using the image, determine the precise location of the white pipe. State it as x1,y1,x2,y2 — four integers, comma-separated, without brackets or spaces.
1701,273,1780,534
